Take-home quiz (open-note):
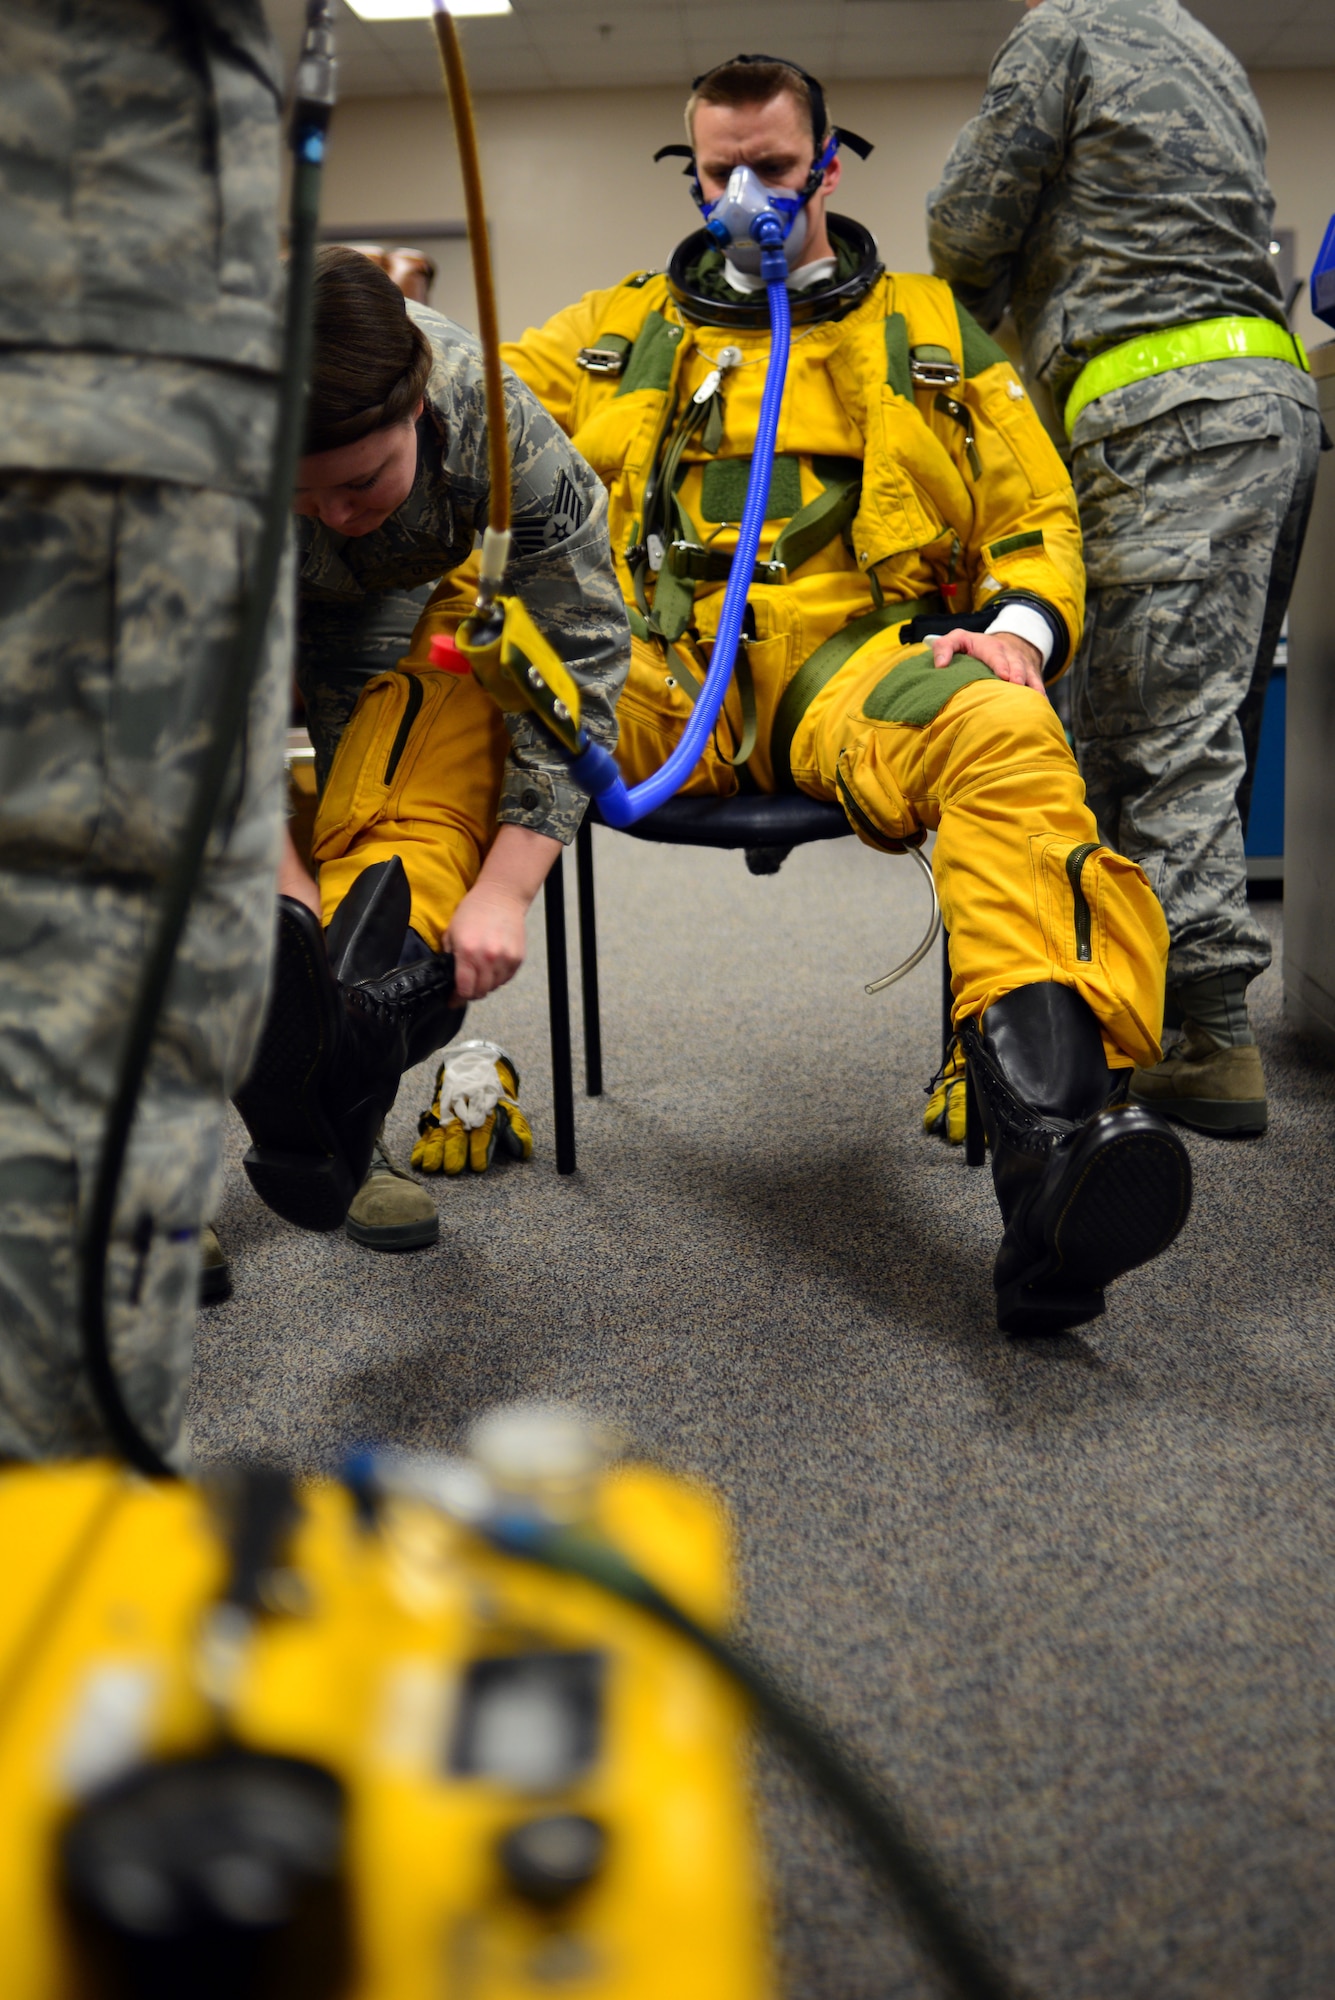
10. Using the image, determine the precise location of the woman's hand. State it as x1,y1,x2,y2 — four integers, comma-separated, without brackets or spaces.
444,878,530,1002
930,627,1046,692
442,824,562,1004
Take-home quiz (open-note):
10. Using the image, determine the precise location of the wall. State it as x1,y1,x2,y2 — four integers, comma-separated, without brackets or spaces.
1251,73,1335,352
320,72,1335,349
320,78,986,339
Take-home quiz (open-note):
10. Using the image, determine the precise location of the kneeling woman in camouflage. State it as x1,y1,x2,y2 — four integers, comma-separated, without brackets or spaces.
233,248,627,1242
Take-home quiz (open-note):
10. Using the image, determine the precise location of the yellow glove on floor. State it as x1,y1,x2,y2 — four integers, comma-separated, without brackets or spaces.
413,1039,534,1176
924,1040,968,1145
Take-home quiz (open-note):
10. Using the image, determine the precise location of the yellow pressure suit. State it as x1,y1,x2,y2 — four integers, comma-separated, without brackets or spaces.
315,264,1167,1069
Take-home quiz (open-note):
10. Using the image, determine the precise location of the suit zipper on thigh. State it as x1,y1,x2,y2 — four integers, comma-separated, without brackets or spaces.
1066,842,1099,961
384,673,426,786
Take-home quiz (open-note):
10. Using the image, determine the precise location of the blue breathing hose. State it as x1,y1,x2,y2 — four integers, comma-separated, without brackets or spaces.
568,257,792,827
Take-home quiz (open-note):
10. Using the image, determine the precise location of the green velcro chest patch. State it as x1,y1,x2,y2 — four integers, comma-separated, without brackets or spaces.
615,312,683,397
988,529,1044,559
862,648,996,727
700,454,803,523
884,312,911,398
955,303,1010,377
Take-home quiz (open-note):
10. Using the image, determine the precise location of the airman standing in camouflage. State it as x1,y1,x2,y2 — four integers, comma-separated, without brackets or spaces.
928,0,1323,1135
231,248,629,1243
0,0,290,1459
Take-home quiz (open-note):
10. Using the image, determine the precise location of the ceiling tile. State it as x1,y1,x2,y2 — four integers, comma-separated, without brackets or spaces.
530,14,684,50
266,0,1335,94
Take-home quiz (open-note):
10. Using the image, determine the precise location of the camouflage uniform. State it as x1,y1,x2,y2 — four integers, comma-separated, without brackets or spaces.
297,303,628,843
0,0,289,1460
927,0,1322,989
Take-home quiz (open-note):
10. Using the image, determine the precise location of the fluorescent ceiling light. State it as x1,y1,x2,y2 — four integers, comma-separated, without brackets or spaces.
345,0,511,19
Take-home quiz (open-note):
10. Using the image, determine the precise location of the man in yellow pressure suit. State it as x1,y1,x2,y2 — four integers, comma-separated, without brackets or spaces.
314,54,1193,1336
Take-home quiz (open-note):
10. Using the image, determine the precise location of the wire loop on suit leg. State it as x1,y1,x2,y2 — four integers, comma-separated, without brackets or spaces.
865,846,942,995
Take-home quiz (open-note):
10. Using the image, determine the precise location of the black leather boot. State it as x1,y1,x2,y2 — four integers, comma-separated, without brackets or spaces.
959,982,1192,1335
324,855,413,985
234,885,465,1233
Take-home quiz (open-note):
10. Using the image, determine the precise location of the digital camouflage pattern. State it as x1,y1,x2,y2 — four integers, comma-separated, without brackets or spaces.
297,303,629,845
0,0,284,376
928,0,1324,1000
926,0,1293,416
1071,378,1321,990
0,478,291,1463
0,0,288,1460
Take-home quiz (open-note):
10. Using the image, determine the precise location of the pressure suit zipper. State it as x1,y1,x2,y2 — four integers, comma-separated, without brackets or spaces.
384,673,426,785
1066,843,1099,961
933,393,982,479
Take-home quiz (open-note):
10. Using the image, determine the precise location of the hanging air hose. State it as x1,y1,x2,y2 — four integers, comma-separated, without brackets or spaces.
429,0,511,606
77,2,336,1481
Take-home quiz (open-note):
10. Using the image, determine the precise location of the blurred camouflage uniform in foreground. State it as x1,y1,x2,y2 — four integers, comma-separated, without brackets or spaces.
928,0,1322,1002
0,0,289,1459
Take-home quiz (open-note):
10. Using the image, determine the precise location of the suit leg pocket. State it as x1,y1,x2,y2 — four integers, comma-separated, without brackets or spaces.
1030,834,1169,1065
313,668,453,865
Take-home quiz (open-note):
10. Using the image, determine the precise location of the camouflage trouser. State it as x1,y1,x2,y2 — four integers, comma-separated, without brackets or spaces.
0,475,291,1461
297,586,432,791
1071,386,1321,990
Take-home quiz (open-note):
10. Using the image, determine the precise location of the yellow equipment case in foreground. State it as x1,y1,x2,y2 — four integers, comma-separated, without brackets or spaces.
0,1425,770,1999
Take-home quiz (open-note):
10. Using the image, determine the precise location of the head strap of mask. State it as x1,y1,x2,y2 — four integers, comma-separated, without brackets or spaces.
653,53,873,214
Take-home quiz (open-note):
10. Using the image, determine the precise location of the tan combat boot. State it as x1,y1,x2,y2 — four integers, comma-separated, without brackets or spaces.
345,1130,439,1250
1130,1020,1267,1136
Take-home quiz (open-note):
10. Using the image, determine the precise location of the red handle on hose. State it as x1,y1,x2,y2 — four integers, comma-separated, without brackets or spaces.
430,633,471,674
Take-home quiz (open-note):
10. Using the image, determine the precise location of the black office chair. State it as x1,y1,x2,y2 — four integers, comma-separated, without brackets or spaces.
540,792,984,1173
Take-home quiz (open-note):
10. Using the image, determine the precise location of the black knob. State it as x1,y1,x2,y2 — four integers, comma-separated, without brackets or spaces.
498,1814,606,1905
59,1750,349,1998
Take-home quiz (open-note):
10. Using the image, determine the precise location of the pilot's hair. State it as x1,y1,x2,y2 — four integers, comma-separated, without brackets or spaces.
304,245,434,456
685,59,827,148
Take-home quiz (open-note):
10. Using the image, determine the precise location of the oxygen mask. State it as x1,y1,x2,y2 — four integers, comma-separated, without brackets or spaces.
701,162,810,276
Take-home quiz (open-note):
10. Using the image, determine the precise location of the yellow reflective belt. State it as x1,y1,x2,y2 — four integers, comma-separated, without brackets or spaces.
1064,316,1309,437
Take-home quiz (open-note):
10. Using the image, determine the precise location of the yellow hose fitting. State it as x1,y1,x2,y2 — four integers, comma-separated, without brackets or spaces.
456,595,585,750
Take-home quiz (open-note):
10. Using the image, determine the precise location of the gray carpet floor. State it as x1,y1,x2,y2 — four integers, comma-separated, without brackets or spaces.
194,830,1335,2000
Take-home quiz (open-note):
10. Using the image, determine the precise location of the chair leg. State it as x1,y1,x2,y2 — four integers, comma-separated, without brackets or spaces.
575,816,603,1098
941,923,953,1065
543,855,576,1175
944,924,986,1167
965,1062,986,1168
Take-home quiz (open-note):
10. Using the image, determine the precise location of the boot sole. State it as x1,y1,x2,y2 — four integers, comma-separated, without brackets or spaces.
1129,1086,1267,1136
243,1146,357,1234
344,1211,439,1250
235,905,354,1233
199,1260,232,1307
999,1111,1192,1337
